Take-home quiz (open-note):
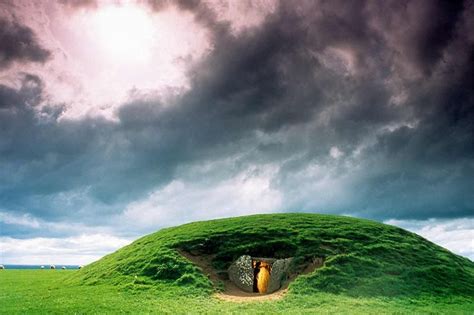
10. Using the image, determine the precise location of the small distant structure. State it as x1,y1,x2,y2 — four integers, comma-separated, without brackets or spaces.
40,265,45,269
50,265,56,269
61,266,66,270
78,265,83,269
0,264,4,270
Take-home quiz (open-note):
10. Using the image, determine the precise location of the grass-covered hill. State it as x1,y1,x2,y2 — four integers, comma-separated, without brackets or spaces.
72,213,474,298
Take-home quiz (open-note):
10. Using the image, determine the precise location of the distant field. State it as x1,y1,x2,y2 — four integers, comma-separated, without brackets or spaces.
0,270,473,314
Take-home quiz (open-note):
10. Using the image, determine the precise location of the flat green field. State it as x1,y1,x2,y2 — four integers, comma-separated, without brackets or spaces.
0,270,472,314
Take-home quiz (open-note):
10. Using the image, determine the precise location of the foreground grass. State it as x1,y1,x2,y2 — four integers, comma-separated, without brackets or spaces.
1,270,473,314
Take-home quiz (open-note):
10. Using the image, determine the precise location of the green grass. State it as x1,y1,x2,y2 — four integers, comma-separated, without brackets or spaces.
1,213,473,313
0,270,472,314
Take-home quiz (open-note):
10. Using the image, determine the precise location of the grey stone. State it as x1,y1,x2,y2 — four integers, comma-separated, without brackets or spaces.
268,258,292,293
228,255,254,292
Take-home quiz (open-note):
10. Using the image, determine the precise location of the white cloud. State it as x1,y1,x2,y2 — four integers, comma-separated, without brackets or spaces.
385,218,474,261
0,212,40,228
0,234,132,265
279,161,356,213
206,0,278,34
122,166,282,230
329,146,344,159
0,210,116,236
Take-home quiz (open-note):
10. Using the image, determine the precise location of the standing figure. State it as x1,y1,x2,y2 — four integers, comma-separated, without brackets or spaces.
257,262,271,293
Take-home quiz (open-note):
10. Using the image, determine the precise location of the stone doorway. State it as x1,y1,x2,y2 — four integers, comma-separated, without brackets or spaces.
228,255,292,294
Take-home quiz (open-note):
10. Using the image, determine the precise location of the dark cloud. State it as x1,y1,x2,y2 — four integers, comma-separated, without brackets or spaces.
350,43,474,219
0,0,473,237
0,19,50,70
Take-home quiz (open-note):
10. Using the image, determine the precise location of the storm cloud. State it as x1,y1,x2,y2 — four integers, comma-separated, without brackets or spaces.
0,0,472,261
0,19,50,69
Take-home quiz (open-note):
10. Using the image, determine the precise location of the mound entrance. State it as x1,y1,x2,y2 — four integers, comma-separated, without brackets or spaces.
228,255,292,294
178,250,323,298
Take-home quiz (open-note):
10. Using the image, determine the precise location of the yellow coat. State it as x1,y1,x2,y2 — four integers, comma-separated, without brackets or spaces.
257,263,271,293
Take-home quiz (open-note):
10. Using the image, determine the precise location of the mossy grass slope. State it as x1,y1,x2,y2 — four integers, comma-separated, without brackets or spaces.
71,213,474,298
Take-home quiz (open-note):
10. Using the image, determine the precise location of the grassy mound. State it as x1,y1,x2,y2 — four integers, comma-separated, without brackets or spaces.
72,214,474,298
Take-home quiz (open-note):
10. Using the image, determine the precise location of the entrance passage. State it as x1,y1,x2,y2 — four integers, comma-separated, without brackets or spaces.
253,260,271,293
228,255,293,294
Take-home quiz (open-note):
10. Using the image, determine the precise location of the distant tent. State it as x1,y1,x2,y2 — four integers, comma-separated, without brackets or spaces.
0,265,4,270
50,265,56,269
40,265,45,269
61,266,66,270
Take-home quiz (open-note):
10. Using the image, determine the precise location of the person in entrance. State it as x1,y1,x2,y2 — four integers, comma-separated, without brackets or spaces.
253,261,271,293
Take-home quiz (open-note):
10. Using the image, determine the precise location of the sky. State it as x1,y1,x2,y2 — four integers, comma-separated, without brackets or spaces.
0,0,473,265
